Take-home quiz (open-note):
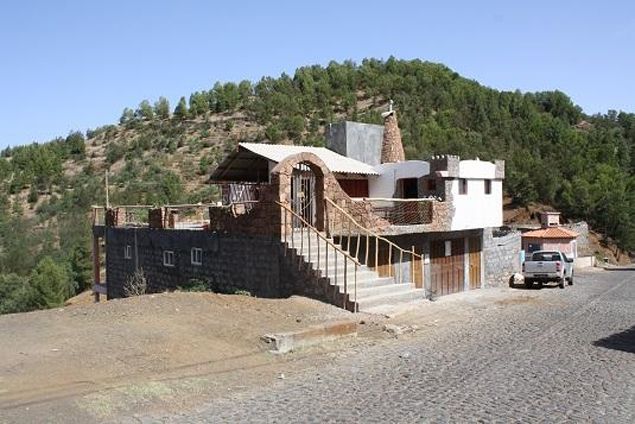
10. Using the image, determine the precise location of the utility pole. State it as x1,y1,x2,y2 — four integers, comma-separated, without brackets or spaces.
105,170,110,209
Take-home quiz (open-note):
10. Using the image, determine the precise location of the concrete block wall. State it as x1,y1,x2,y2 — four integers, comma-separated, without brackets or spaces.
325,121,383,166
105,228,290,299
483,227,522,287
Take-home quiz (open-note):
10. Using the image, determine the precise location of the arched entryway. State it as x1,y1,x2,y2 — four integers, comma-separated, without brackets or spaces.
291,163,317,227
271,153,329,232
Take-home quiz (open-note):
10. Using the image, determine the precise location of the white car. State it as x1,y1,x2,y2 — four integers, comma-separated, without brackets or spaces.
522,250,574,289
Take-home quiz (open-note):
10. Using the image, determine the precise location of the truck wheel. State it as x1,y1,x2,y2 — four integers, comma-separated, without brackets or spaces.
524,279,533,289
558,278,565,289
568,273,574,285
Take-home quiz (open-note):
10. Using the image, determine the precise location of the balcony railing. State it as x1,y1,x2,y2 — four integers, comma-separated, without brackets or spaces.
354,198,435,226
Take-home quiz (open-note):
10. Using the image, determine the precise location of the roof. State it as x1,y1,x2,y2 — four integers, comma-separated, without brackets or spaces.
239,143,378,175
522,227,578,239
210,142,378,182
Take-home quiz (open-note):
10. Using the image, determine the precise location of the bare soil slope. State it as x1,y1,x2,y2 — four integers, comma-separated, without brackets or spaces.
0,292,350,417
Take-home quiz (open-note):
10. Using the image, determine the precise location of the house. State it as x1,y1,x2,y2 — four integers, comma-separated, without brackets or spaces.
92,105,518,311
522,212,578,258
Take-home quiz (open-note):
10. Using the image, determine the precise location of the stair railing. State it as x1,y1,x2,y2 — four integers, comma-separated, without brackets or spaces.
325,197,424,286
277,201,360,311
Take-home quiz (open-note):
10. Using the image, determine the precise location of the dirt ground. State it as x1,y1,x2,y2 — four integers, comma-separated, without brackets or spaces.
0,276,604,422
0,292,353,422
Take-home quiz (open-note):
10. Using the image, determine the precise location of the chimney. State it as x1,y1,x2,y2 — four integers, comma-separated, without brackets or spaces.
540,211,561,228
380,100,405,164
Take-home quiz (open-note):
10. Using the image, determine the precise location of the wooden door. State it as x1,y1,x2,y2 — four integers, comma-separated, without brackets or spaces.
430,240,465,296
412,246,423,288
468,236,482,290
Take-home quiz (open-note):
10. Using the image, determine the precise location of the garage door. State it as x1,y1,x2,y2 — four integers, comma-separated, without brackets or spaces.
430,239,465,296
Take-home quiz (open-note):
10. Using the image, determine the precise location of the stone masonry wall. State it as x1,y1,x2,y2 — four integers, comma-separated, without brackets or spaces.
105,228,289,299
483,227,522,287
565,221,591,256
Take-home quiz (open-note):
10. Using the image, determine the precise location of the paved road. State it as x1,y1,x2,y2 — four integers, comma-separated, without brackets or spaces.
158,270,635,423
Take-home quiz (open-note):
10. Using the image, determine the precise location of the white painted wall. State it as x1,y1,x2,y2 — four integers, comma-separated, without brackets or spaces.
368,161,429,198
450,178,503,230
459,160,496,179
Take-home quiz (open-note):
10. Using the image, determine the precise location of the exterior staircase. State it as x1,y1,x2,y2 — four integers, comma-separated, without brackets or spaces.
285,229,424,312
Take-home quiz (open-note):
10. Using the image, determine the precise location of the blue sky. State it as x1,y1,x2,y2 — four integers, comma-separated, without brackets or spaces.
1,0,634,148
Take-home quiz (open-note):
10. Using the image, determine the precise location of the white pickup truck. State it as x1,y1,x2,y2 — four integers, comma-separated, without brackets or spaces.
522,250,574,289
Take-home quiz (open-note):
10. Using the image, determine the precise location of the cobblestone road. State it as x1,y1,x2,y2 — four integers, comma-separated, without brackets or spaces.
158,270,635,423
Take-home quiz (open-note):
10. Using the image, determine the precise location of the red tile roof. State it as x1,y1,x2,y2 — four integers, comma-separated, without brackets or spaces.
522,227,578,239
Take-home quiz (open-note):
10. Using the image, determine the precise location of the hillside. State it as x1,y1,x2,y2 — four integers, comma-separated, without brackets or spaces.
1,57,634,314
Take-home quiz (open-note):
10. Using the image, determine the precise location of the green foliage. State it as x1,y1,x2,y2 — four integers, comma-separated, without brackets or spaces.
136,100,155,120
120,107,135,125
154,97,170,120
29,257,75,309
174,96,188,120
0,273,36,314
177,278,209,292
65,131,86,158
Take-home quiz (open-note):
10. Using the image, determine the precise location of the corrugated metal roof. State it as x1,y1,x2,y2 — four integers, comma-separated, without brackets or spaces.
239,142,378,175
522,227,578,239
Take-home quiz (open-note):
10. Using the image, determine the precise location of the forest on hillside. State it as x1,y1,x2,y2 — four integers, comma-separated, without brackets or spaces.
1,57,634,314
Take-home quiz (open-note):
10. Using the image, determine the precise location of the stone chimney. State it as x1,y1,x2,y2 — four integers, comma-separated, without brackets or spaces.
380,101,405,164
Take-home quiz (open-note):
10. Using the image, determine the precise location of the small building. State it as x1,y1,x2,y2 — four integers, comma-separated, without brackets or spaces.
522,212,578,258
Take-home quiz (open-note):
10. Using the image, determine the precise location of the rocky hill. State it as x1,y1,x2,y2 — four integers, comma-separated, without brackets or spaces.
1,57,634,314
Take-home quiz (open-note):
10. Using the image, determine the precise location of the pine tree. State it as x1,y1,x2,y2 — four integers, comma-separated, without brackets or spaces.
174,96,189,120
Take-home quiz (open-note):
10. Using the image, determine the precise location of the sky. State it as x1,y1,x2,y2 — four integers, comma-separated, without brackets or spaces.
0,0,634,148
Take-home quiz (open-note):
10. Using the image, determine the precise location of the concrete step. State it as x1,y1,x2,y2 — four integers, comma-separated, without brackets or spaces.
354,289,425,311
332,276,395,290
351,282,414,300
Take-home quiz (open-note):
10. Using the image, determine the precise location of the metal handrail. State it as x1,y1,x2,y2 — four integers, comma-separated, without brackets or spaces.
325,197,423,285
276,201,359,311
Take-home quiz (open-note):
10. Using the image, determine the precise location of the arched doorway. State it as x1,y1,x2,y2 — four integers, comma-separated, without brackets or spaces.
291,163,317,227
271,153,328,232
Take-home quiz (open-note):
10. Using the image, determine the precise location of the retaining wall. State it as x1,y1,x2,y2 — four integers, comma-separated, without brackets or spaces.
483,228,522,287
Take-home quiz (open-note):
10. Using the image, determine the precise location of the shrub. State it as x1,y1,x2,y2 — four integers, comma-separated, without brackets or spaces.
123,269,147,297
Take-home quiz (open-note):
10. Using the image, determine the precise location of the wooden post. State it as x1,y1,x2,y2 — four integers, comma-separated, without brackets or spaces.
93,235,101,302
411,245,416,286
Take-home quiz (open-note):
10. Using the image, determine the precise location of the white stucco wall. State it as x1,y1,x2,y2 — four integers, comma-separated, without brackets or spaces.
450,178,503,230
459,160,497,179
368,161,430,198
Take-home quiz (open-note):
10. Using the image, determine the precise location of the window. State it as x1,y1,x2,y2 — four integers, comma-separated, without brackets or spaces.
484,179,492,195
124,245,132,259
459,179,468,195
444,240,452,257
399,178,419,199
191,248,203,266
163,250,175,267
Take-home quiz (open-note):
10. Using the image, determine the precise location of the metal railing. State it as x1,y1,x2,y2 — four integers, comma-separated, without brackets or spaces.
355,197,434,225
325,197,424,286
277,201,360,311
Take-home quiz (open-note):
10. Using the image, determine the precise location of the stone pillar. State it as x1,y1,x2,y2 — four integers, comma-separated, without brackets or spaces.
105,208,124,227
148,208,164,229
380,112,405,164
